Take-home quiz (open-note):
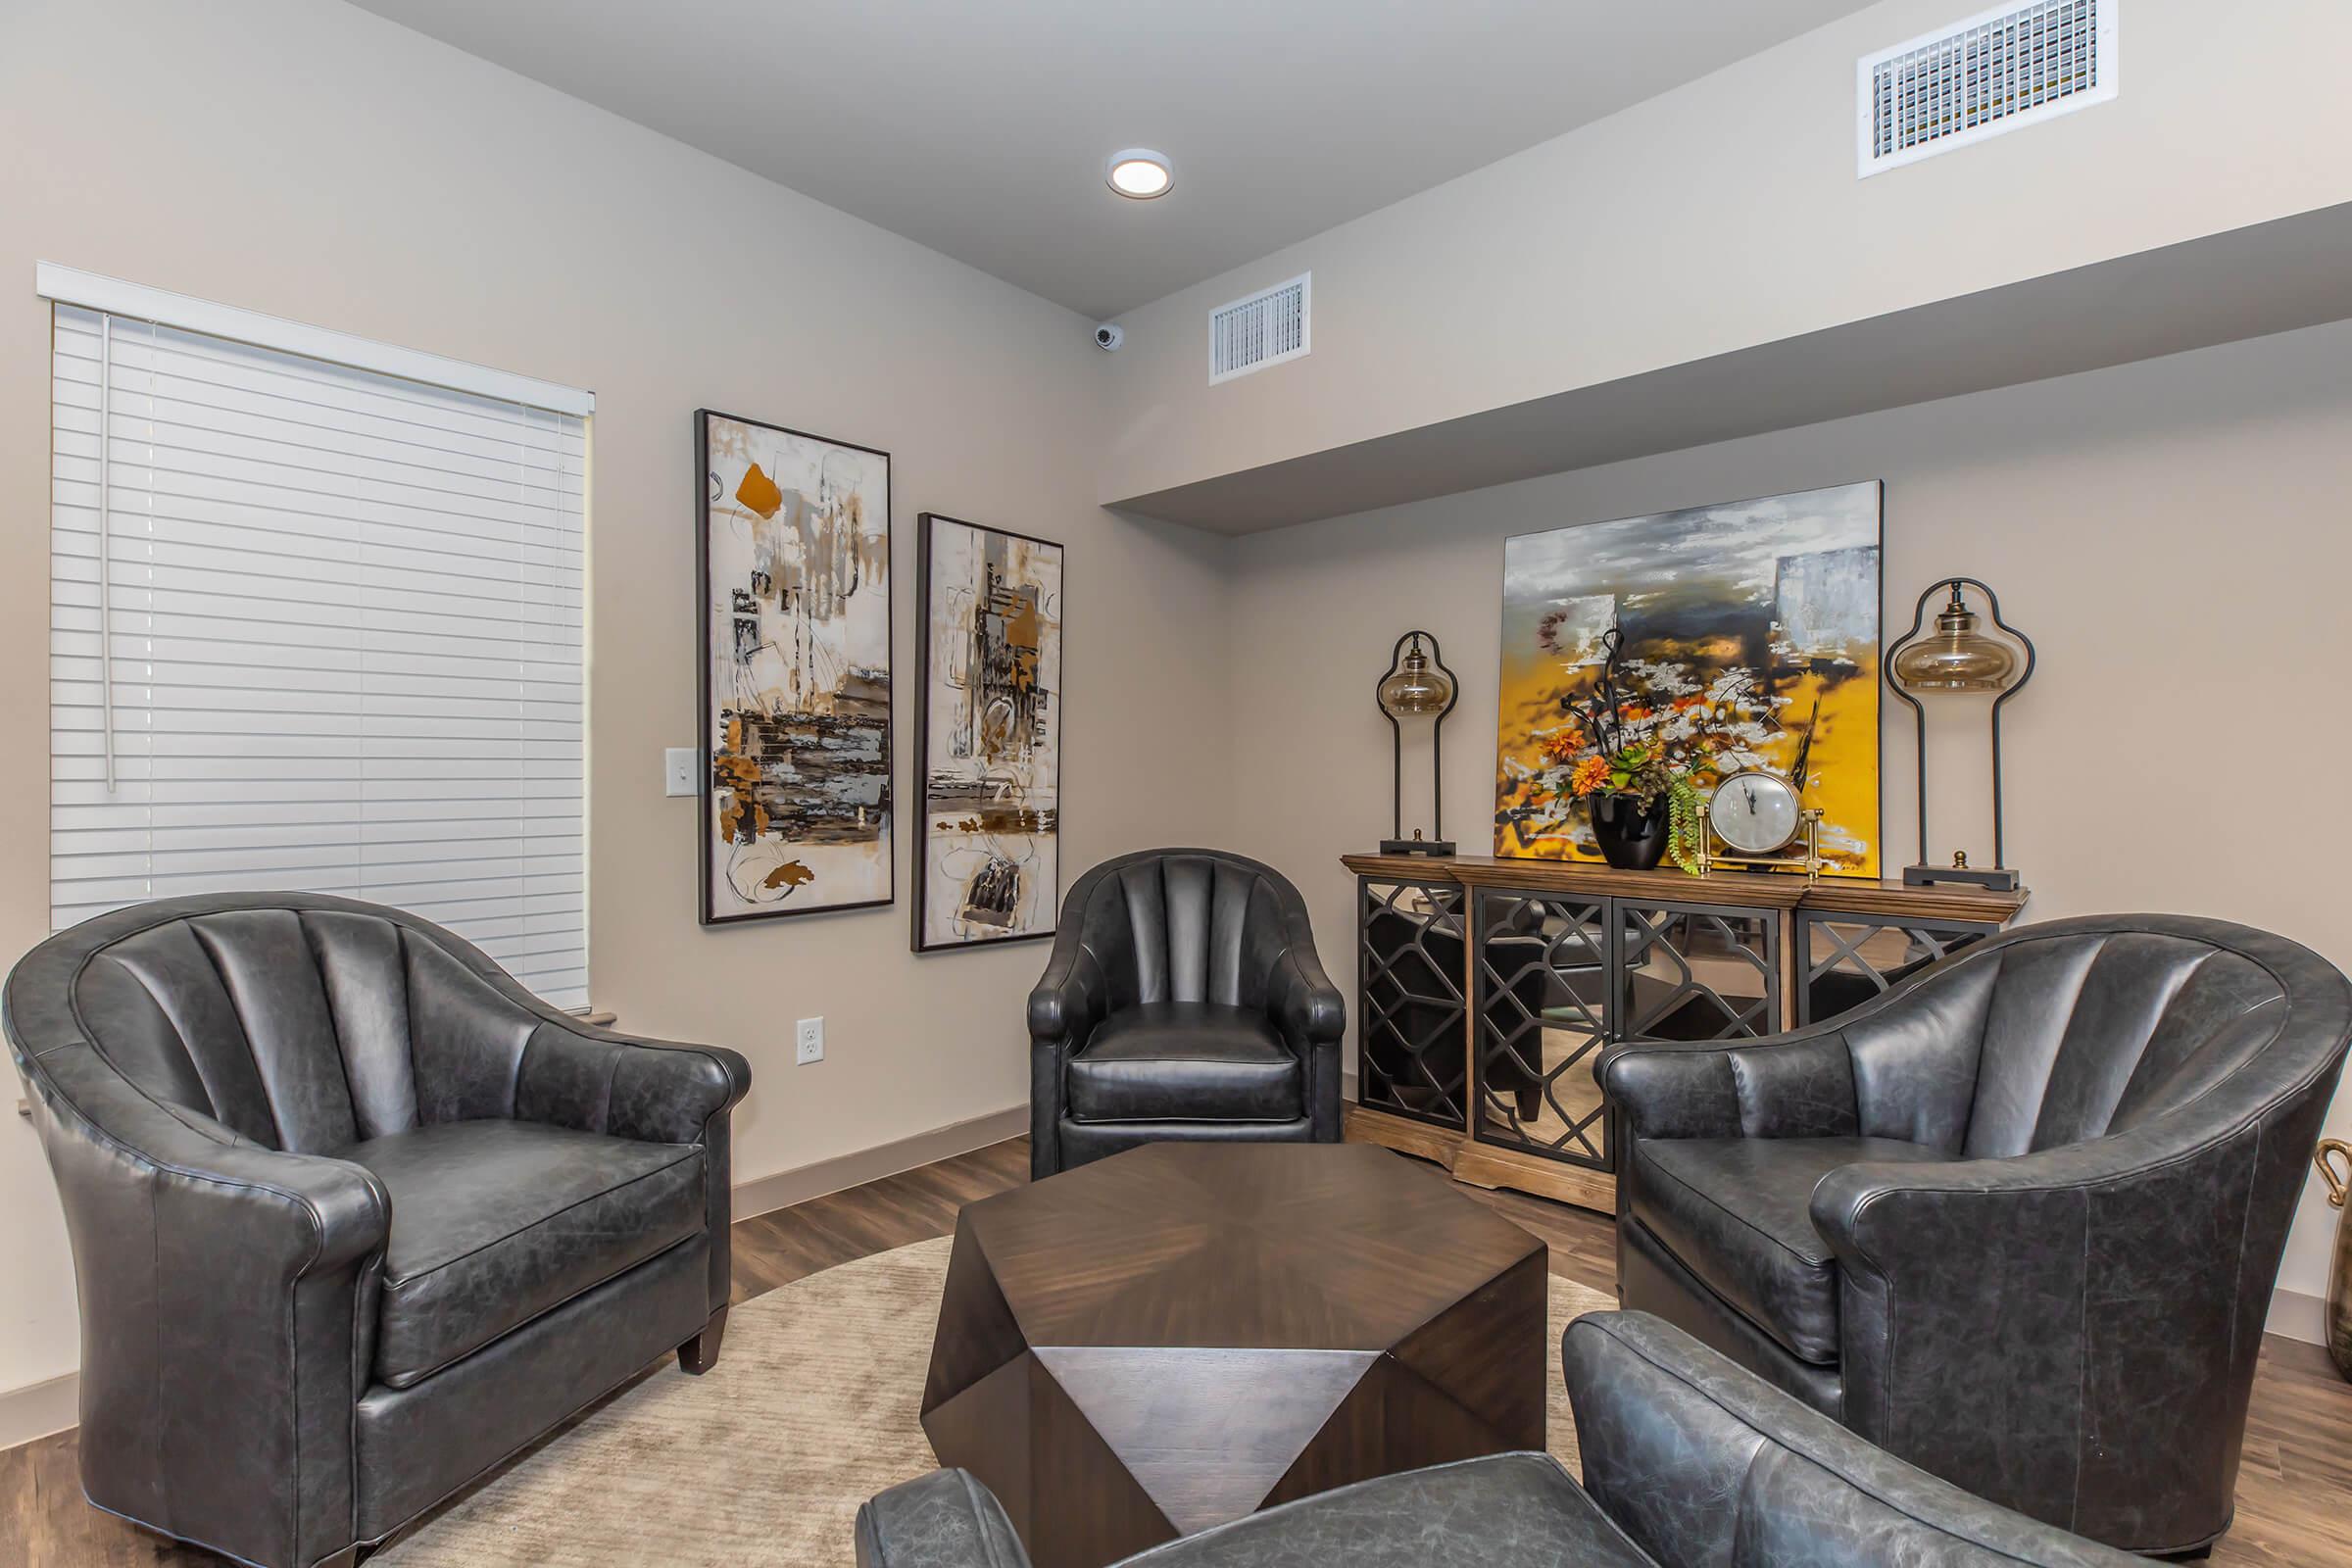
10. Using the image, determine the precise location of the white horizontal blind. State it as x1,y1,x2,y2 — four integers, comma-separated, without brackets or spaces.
50,304,589,1007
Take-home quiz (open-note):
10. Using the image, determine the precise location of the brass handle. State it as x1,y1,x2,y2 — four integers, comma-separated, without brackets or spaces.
2320,1139,2352,1208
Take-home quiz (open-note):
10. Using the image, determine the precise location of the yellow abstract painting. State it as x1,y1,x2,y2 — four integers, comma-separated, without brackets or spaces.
1494,483,1883,876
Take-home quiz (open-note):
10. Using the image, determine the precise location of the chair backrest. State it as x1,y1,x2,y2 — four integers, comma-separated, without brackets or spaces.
1059,849,1309,1015
10,894,543,1153
1841,915,2337,1158
1567,1310,2140,1568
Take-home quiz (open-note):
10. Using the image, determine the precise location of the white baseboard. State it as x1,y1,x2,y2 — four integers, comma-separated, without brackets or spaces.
0,1370,77,1452
0,1103,1029,1454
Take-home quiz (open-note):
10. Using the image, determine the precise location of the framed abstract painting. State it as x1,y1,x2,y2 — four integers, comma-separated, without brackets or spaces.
911,513,1064,954
1494,481,1884,876
697,409,893,924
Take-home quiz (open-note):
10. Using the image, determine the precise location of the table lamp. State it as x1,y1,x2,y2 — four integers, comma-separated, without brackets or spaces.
1886,577,2035,891
1376,631,1458,856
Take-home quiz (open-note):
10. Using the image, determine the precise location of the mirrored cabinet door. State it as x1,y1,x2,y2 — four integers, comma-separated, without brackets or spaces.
1470,890,1612,1171
1795,912,1994,1026
1615,902,1781,1043
1356,878,1471,1130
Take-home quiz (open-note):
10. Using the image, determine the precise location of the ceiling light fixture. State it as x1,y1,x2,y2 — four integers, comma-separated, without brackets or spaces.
1105,149,1173,200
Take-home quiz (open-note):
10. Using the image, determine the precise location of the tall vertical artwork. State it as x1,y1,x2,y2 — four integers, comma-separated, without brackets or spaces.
912,514,1063,953
1494,482,1883,875
698,410,893,924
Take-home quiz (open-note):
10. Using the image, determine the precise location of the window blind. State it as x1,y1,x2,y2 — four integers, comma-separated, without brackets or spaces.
49,302,589,1007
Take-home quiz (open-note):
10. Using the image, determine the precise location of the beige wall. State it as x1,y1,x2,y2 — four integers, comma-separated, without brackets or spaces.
6,0,2348,1433
1221,318,2352,1321
1101,0,2352,509
0,0,1234,1405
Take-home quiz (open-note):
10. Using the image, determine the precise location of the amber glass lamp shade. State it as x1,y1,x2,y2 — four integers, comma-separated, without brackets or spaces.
1378,643,1456,716
1890,588,2020,693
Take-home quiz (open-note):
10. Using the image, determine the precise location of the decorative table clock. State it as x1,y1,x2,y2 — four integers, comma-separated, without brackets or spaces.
1696,768,1826,879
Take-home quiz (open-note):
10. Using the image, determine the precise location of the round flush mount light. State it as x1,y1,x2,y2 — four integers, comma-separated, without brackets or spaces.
1105,149,1174,200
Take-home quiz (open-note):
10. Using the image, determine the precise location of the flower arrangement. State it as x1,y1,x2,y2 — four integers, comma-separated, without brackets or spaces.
1524,619,1790,872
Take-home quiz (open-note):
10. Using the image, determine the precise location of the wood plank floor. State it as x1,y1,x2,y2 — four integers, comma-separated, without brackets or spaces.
3,1135,2347,1564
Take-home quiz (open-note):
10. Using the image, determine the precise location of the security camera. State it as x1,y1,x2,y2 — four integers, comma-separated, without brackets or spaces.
1093,322,1124,352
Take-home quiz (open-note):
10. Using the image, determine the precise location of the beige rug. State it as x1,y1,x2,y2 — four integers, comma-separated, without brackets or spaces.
378,1236,1615,1566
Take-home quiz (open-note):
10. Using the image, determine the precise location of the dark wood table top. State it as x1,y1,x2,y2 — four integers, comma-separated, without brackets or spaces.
1339,849,2031,923
955,1141,1544,1351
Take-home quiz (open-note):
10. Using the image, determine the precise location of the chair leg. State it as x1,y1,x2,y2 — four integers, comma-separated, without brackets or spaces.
677,1307,728,1375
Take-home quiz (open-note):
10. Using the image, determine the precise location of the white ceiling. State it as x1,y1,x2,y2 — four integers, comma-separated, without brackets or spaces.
353,0,1870,319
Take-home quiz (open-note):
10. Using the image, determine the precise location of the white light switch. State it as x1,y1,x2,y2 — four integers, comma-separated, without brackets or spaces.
663,748,699,798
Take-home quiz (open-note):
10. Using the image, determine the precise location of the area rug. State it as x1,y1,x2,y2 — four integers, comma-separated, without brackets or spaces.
377,1237,1615,1566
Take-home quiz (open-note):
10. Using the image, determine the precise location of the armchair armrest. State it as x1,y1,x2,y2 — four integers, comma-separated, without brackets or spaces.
1806,1116,2275,1531
517,1014,751,1145
1808,1120,2217,1298
1269,939,1346,1046
1027,927,1110,1179
1265,917,1345,1141
511,1014,751,1320
29,1044,390,1270
856,1468,1032,1568
400,927,750,1144
1564,1311,2137,1568
1596,1023,1856,1142
1026,930,1108,1046
18,1046,388,1568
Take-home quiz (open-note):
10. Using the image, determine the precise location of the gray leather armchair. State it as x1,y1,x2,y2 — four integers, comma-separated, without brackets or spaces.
1028,849,1344,1178
1598,913,2352,1556
4,893,752,1568
856,1309,2142,1568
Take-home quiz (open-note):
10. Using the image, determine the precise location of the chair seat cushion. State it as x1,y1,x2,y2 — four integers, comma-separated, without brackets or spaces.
1066,1003,1301,1124
343,1119,705,1388
1630,1135,1946,1365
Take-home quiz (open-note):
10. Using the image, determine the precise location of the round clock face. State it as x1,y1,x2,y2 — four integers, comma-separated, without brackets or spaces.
1710,770,1800,855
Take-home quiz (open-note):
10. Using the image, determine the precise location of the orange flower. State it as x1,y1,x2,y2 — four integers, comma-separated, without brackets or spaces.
1569,756,1610,798
1539,730,1586,764
1672,695,1702,711
1618,704,1650,722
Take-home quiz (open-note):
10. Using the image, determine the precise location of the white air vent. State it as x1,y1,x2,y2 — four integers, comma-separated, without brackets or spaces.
1209,272,1310,384
1858,0,2117,177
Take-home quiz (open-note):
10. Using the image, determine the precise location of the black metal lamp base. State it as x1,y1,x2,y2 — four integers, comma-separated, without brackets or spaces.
1381,838,1456,858
1902,862,2022,892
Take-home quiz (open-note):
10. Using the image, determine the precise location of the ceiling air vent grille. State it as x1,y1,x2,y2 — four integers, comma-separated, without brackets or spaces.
1859,0,2118,176
1209,272,1310,384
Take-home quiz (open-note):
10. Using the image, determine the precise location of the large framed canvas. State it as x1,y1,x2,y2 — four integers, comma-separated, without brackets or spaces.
1494,481,1883,876
697,410,893,924
911,513,1064,953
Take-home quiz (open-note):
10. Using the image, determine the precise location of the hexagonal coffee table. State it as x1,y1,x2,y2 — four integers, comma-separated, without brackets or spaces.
920,1142,1546,1568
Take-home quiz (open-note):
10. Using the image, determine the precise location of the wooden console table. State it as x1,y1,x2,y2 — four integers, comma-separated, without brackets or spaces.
1339,852,2028,1214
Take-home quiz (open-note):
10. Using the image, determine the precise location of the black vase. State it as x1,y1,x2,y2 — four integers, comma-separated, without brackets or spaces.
1590,793,1670,870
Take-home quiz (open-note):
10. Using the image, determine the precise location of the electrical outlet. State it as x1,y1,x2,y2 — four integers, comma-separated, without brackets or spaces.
663,748,699,798
795,1016,824,1065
